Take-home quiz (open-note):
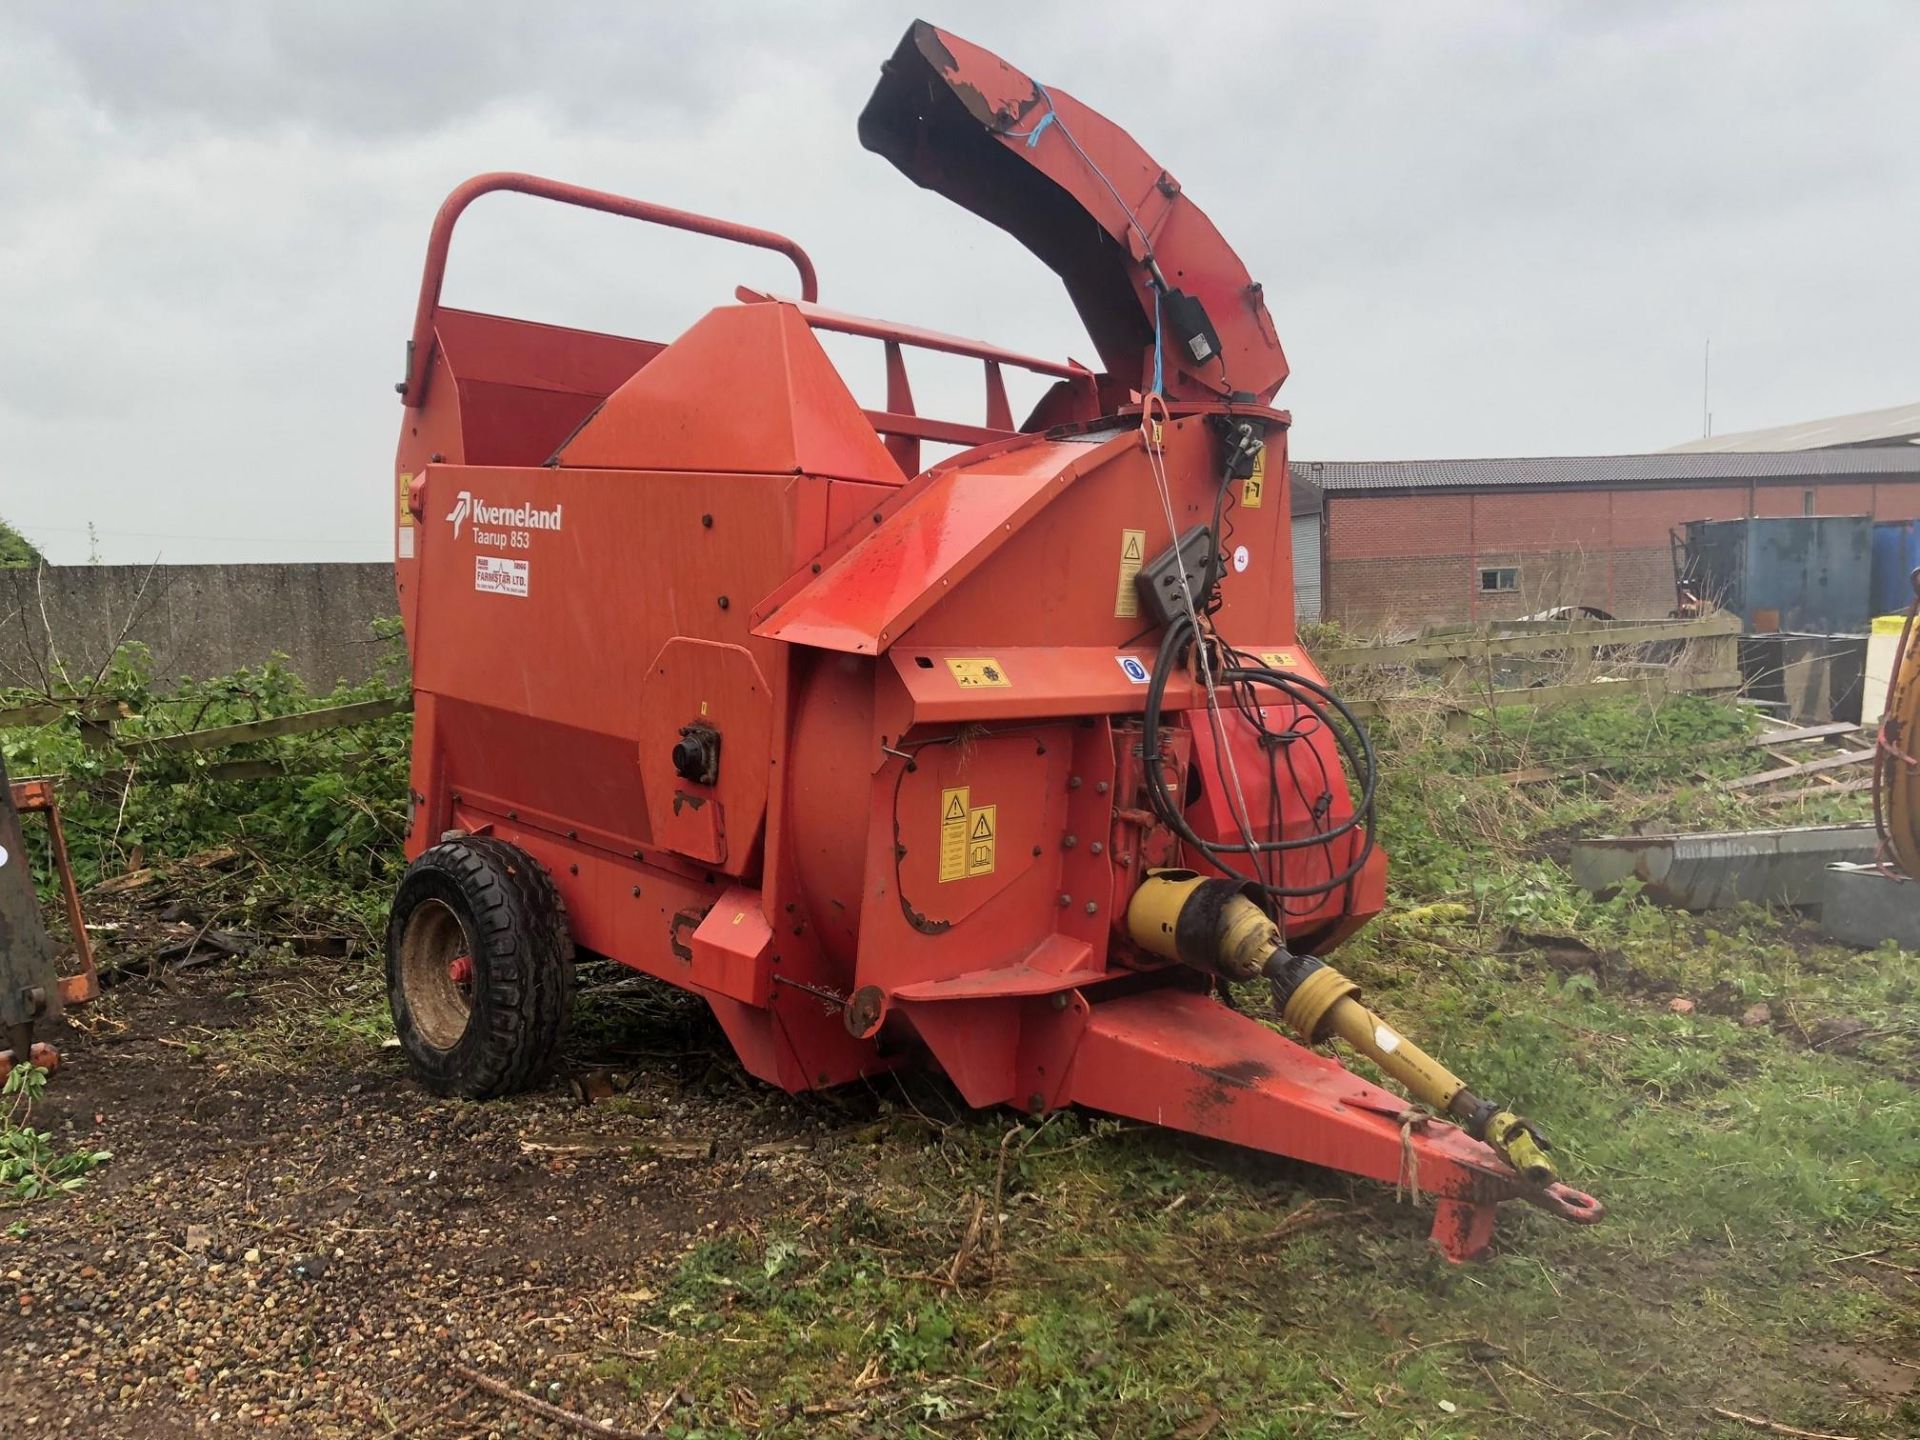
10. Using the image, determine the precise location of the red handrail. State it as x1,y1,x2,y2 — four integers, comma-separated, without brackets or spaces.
398,171,819,405
734,286,1096,472
735,290,1086,380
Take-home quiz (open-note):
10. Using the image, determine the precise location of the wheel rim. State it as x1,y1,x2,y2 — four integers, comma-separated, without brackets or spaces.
399,898,474,1051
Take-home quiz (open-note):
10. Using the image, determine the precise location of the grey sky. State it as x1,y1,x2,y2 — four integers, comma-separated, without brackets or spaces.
2,1,1915,564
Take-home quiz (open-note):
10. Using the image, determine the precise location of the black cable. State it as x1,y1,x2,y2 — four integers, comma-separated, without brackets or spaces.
1140,615,1378,902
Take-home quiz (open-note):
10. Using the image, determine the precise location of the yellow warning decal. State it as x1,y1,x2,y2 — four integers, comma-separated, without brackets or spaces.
1242,449,1266,509
397,472,415,526
945,657,1010,688
939,786,970,883
1114,529,1147,618
966,804,997,879
1258,650,1298,670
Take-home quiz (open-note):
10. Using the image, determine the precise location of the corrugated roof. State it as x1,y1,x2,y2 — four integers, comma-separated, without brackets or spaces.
1665,400,1920,453
1291,447,1920,495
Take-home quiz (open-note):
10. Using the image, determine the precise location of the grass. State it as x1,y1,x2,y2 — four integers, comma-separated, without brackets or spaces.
7,657,1917,1435
590,694,1920,1438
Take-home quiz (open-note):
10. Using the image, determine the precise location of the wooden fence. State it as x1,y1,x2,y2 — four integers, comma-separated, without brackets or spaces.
1318,611,1743,720
0,694,411,782
0,612,1745,764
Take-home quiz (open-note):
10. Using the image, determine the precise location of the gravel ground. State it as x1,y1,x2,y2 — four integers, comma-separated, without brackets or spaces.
0,961,840,1437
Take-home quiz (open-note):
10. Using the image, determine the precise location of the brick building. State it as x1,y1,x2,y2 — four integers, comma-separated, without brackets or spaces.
1293,448,1920,630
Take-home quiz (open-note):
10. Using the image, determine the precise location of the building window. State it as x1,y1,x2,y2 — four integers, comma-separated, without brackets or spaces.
1479,566,1519,593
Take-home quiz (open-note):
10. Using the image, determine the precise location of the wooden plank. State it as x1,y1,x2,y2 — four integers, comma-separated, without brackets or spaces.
1752,721,1858,746
1344,668,1742,721
188,753,369,784
1722,747,1875,791
1753,776,1874,804
1319,612,1741,669
0,695,132,729
121,696,409,754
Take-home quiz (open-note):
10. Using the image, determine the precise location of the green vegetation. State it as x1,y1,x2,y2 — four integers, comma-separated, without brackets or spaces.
0,517,44,568
598,696,1919,1438
1,628,411,934
4,654,1915,1432
1,633,410,1083
2,1061,111,1204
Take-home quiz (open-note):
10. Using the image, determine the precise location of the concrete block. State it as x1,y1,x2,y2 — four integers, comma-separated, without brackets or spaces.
1819,864,1920,949
1571,824,1878,910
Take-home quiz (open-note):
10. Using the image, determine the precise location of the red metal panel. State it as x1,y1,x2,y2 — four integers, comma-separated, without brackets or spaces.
408,464,817,888
436,307,663,404
885,646,1197,724
556,303,904,486
853,726,1081,994
901,420,1293,651
689,887,774,1007
756,434,1130,653
638,639,773,873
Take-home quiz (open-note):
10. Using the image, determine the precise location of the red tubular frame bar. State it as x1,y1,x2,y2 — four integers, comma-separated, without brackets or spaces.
737,287,1097,470
399,172,821,405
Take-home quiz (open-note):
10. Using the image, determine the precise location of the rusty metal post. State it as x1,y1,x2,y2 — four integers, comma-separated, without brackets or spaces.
0,753,68,1076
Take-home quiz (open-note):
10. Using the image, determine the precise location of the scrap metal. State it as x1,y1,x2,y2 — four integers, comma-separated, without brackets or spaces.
0,762,97,1081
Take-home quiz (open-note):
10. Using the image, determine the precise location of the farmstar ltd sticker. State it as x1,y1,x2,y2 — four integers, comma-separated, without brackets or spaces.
445,490,563,539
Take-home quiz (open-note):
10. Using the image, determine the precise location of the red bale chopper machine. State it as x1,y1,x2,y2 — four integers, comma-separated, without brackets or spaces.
384,21,1601,1260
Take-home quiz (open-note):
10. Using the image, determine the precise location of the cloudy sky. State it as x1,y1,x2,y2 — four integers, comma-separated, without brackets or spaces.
2,1,1915,564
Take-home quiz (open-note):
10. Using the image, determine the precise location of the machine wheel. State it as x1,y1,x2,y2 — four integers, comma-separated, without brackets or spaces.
386,838,574,1098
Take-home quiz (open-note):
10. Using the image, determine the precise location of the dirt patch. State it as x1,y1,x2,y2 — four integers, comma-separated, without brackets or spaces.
0,956,845,1436
1809,1342,1918,1402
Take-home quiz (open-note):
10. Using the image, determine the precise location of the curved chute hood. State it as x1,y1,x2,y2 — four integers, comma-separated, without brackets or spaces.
859,20,1288,405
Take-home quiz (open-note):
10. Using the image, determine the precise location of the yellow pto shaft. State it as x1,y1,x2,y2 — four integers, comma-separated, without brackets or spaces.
1124,871,1558,1186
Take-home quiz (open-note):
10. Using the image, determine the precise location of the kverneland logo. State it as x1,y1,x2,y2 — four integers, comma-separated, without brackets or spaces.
446,490,562,539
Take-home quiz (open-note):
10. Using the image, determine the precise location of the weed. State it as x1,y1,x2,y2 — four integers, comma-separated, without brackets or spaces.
1,1064,111,1205
3,629,412,951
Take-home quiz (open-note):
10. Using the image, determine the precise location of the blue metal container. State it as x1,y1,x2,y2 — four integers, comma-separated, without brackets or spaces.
1871,519,1920,615
1680,515,1871,634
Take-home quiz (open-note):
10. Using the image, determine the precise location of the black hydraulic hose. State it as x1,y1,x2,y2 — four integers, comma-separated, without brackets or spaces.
1141,616,1379,900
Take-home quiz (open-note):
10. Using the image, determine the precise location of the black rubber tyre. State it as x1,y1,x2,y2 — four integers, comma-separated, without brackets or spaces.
386,837,574,1098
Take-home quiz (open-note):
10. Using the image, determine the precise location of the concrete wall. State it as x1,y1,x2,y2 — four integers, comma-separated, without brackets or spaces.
1324,476,1920,630
0,563,397,691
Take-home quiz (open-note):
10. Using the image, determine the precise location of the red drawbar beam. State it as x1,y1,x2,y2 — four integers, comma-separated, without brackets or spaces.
1058,990,1602,1261
400,173,820,405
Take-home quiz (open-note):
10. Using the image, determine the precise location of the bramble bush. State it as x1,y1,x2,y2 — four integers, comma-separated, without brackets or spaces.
1,622,412,907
